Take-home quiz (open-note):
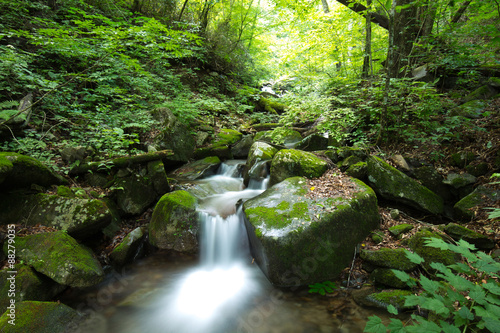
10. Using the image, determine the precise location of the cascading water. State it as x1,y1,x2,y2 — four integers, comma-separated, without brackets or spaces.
136,161,269,333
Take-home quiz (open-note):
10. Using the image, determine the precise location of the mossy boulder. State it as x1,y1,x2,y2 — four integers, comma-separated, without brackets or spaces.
194,145,232,160
213,129,243,147
340,155,363,171
443,223,494,250
370,268,411,289
388,224,414,238
253,130,274,144
345,162,367,180
169,156,221,180
0,265,65,310
114,173,159,215
256,97,286,114
147,160,171,195
10,231,104,287
295,133,329,151
243,176,379,286
245,142,279,184
0,152,67,190
453,186,500,221
270,149,328,185
231,135,254,158
361,290,414,311
413,166,453,203
0,193,111,239
466,162,489,177
367,156,444,215
452,100,487,118
464,85,497,102
450,151,476,168
408,229,458,270
0,301,81,333
153,107,195,162
360,248,417,271
110,226,147,267
148,190,199,253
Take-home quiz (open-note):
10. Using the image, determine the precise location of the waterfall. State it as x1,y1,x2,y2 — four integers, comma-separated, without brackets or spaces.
146,161,268,333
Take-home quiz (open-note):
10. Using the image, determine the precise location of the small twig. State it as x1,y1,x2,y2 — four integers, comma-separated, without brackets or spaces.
347,245,358,287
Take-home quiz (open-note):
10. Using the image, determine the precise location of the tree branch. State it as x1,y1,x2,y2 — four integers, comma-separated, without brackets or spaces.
335,0,389,30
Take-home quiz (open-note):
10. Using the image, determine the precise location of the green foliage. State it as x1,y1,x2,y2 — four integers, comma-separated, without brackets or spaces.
485,173,500,220
364,238,500,333
308,281,337,295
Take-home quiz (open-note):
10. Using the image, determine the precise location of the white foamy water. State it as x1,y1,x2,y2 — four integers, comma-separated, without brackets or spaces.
136,161,268,333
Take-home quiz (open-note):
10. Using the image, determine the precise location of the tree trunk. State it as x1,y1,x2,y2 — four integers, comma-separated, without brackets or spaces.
362,0,372,78
132,0,142,13
321,0,330,13
178,0,189,21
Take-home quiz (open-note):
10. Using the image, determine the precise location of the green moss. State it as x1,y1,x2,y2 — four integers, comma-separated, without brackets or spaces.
276,201,290,210
389,223,414,237
368,290,413,310
360,248,417,271
56,186,75,198
408,229,458,270
367,156,444,215
0,301,80,332
270,149,328,185
370,268,411,289
10,231,104,287
213,129,242,147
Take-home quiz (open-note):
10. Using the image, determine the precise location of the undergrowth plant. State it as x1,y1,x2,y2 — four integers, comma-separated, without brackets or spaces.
364,238,500,333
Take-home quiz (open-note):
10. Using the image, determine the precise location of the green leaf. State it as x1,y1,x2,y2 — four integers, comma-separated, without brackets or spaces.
457,306,474,320
387,304,398,315
419,275,441,294
483,317,500,333
405,250,425,265
439,321,461,333
387,318,406,332
420,297,449,316
424,237,449,250
364,316,386,333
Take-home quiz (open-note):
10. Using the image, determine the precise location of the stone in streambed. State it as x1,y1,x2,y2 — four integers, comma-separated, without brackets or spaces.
8,231,104,287
243,176,379,286
269,149,328,185
148,190,199,253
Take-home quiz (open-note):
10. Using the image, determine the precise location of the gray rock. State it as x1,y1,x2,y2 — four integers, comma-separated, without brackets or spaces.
367,156,444,215
453,186,500,221
110,227,147,266
0,193,111,239
295,133,329,151
115,174,157,215
169,156,221,181
269,149,328,185
443,223,494,250
231,135,254,158
243,176,379,286
9,231,104,287
0,152,67,190
148,190,199,253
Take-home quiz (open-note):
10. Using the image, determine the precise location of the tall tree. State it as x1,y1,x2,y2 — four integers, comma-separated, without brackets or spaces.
361,0,372,78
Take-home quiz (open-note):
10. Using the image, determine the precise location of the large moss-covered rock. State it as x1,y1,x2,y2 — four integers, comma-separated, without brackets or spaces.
356,289,414,311
408,229,458,270
10,231,104,287
412,166,453,203
370,268,411,289
0,265,65,310
367,156,444,214
0,152,67,190
0,301,81,333
243,176,379,286
147,160,170,195
114,174,159,215
245,142,279,184
169,156,221,180
149,190,199,253
345,162,367,180
443,223,494,250
0,193,111,238
452,100,487,118
270,149,328,185
231,135,254,158
453,186,499,221
110,226,147,267
360,248,417,271
214,128,243,147
295,133,329,151
153,107,195,162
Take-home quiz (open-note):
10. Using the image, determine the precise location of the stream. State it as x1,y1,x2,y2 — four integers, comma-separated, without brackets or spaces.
65,161,388,333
